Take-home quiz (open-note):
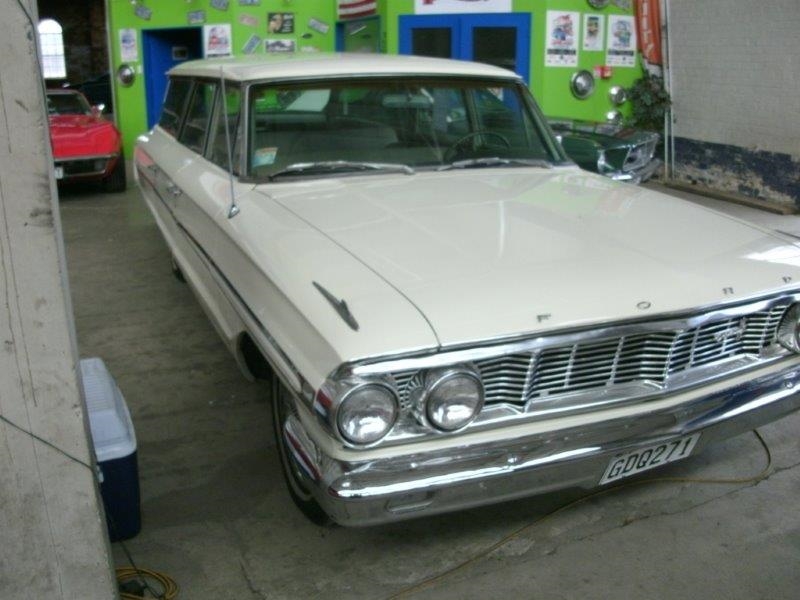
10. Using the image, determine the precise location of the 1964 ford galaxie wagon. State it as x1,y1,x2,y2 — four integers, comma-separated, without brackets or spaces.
135,54,800,526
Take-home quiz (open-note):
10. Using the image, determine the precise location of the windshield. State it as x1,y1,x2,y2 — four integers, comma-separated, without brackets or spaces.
247,78,564,179
47,92,92,116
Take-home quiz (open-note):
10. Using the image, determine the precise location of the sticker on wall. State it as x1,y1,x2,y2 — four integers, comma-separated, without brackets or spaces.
338,0,377,19
414,0,511,14
308,18,330,35
242,34,262,55
300,46,322,53
134,5,152,21
119,28,138,62
545,11,579,67
265,39,296,53
582,14,604,51
204,24,232,57
613,0,632,9
188,10,206,25
211,0,230,11
268,13,294,34
239,0,261,5
606,14,636,66
239,13,259,27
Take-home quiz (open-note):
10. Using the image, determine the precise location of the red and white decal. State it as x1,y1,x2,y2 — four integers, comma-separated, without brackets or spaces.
337,0,377,19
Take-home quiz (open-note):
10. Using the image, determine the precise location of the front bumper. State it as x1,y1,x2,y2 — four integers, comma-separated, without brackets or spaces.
54,153,118,181
284,360,800,526
608,158,662,184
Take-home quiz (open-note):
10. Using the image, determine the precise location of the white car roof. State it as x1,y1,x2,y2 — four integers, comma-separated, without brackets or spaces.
168,52,521,83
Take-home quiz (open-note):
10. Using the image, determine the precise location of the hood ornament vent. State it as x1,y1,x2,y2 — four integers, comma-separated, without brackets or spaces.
313,282,359,331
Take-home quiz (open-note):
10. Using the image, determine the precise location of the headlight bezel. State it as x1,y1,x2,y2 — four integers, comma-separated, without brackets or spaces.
421,366,485,433
335,380,399,446
776,303,800,353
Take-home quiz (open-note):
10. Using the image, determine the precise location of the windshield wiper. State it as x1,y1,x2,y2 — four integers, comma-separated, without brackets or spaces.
437,157,553,172
268,160,414,180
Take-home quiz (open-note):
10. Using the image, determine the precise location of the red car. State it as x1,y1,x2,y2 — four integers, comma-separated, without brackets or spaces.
47,89,126,192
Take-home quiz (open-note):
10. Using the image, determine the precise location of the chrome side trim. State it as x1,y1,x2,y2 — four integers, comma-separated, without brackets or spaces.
137,159,307,395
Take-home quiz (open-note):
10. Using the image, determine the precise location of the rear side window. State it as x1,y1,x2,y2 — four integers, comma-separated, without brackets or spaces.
159,79,192,137
179,81,217,154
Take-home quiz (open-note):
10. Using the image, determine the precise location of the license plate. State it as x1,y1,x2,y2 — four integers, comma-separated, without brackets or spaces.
599,433,701,485
54,166,64,180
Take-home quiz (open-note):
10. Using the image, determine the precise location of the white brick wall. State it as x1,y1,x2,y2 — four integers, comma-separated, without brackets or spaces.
667,0,800,156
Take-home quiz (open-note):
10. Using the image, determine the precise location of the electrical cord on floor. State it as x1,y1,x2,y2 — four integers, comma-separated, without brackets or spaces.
109,514,179,599
386,429,773,600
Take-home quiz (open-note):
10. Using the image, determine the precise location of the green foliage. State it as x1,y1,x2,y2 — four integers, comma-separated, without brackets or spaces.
627,72,671,132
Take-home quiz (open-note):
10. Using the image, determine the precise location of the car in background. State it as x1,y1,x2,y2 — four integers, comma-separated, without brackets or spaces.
136,54,800,526
64,72,113,114
550,119,661,184
47,89,126,192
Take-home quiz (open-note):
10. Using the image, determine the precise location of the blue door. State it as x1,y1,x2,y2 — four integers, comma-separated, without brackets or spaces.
142,28,202,129
399,14,531,84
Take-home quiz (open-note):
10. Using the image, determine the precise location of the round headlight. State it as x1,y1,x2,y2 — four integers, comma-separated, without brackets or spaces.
337,384,398,445
425,370,484,432
777,303,800,352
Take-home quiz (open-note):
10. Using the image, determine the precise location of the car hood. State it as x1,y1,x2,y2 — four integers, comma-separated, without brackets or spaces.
257,167,800,348
49,115,120,158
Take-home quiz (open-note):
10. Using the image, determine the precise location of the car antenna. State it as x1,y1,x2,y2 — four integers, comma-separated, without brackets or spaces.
220,65,239,219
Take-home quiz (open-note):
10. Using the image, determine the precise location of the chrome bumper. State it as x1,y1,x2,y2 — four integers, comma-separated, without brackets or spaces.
285,361,800,526
609,158,662,184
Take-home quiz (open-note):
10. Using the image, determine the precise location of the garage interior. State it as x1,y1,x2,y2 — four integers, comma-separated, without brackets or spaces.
2,1,800,599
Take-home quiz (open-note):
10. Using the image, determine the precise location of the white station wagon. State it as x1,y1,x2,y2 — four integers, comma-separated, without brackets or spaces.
135,54,800,526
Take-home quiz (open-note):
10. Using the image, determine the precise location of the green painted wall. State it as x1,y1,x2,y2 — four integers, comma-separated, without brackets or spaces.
107,1,338,155
108,1,643,155
381,0,642,122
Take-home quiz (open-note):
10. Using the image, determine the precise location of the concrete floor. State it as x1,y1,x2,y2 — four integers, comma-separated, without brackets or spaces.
58,175,800,600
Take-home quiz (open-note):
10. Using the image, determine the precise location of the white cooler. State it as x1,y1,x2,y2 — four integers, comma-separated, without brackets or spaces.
81,357,141,541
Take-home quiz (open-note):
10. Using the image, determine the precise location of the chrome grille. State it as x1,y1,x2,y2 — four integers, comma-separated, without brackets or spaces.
392,302,790,411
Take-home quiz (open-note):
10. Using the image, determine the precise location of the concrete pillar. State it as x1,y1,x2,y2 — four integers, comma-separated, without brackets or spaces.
0,1,118,598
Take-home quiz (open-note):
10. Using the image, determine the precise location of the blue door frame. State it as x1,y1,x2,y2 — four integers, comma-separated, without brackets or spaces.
142,28,202,129
399,14,531,84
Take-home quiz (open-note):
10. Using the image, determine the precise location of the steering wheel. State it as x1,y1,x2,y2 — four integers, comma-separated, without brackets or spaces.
444,131,511,162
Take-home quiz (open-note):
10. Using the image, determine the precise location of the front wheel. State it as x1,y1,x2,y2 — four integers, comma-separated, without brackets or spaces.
271,377,330,525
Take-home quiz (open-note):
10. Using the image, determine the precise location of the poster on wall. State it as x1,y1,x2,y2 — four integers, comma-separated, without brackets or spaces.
265,39,296,53
606,14,637,66
582,14,604,52
204,24,232,57
268,13,294,34
545,11,579,67
119,28,138,62
414,0,511,13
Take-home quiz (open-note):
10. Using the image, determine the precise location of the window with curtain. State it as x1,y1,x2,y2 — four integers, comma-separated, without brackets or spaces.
38,19,66,79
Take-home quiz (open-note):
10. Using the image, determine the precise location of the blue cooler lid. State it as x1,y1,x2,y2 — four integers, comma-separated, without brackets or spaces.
80,357,137,462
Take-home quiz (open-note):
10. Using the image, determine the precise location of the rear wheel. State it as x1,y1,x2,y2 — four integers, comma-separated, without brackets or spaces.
271,377,329,525
103,154,126,193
